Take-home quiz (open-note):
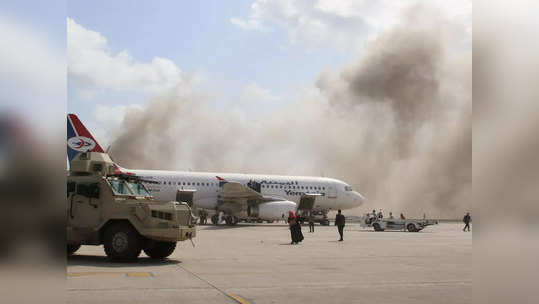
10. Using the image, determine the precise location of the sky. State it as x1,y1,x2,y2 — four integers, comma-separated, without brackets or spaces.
0,0,66,132
0,0,472,217
65,0,471,146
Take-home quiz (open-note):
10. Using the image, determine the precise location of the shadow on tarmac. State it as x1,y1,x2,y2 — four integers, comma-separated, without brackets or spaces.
67,254,182,267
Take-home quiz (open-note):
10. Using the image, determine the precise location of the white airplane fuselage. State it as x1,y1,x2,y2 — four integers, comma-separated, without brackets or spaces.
130,169,365,217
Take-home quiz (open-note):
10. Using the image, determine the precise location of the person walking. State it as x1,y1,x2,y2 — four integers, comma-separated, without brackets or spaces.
463,212,471,232
308,213,315,233
288,211,304,244
335,209,345,241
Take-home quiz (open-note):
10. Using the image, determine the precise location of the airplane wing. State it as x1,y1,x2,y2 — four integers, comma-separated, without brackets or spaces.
219,182,264,201
219,181,319,211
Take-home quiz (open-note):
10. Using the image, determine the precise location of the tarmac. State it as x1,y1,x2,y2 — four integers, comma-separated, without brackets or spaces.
67,222,472,304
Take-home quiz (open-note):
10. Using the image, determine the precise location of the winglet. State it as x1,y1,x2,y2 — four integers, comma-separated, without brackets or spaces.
216,176,227,187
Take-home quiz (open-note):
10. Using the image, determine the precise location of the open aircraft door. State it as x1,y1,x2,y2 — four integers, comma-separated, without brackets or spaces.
176,189,197,208
297,193,320,211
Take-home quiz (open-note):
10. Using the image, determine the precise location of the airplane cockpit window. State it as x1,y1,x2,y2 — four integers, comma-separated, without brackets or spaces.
344,185,353,191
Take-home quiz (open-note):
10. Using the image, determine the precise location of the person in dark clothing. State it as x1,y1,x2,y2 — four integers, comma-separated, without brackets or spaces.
308,213,315,233
463,212,471,231
288,211,304,244
199,211,207,225
335,209,345,241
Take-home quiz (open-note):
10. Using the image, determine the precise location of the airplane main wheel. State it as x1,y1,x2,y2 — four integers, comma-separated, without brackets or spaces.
143,241,176,259
211,215,219,225
225,216,238,226
103,222,142,262
67,244,81,256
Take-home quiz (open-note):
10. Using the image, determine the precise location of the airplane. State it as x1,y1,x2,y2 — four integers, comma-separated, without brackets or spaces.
67,113,365,226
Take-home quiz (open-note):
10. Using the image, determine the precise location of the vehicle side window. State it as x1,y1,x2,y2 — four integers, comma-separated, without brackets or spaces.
76,183,100,198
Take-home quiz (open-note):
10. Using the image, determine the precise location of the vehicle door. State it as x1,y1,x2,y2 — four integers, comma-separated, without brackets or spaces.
68,182,102,229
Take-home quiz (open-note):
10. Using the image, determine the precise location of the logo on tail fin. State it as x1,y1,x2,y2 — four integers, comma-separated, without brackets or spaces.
67,114,104,163
67,136,96,152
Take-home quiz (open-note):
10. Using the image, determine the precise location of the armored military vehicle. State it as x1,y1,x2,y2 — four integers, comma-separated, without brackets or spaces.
67,152,196,261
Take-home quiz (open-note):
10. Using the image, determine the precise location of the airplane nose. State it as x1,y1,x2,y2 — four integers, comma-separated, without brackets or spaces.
355,191,366,206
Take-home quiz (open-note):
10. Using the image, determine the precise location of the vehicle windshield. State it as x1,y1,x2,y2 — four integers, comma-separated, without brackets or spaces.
108,179,133,195
344,185,353,191
127,181,151,196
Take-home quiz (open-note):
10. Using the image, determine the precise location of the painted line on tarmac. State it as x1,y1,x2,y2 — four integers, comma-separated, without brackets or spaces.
177,264,250,304
67,271,153,277
227,293,250,304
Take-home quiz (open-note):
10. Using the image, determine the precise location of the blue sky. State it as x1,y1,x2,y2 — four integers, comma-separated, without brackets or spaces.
67,0,356,89
0,0,470,141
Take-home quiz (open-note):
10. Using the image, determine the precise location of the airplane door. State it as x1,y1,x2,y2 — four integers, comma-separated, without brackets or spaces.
176,189,196,207
327,185,337,198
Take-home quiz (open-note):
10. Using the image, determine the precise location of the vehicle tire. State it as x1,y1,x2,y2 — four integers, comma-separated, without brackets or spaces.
321,219,330,226
103,222,142,262
267,220,274,223
225,216,238,226
257,219,263,223
407,223,418,232
373,223,384,231
67,244,81,256
211,215,219,225
143,241,176,259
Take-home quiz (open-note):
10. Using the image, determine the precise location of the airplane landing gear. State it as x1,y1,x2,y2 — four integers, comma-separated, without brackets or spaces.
211,215,219,225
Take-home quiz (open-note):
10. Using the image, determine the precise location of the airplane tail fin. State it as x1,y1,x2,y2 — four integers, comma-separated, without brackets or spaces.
66,114,104,163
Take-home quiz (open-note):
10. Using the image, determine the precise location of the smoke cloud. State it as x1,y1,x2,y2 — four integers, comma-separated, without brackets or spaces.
110,7,471,218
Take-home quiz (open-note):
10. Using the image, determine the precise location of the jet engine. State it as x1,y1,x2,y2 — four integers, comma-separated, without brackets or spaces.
247,201,297,220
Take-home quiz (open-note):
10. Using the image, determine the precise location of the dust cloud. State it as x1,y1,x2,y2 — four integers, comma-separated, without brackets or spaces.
110,7,471,218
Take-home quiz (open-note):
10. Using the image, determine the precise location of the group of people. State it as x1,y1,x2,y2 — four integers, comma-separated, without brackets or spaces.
369,209,406,220
287,209,347,244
